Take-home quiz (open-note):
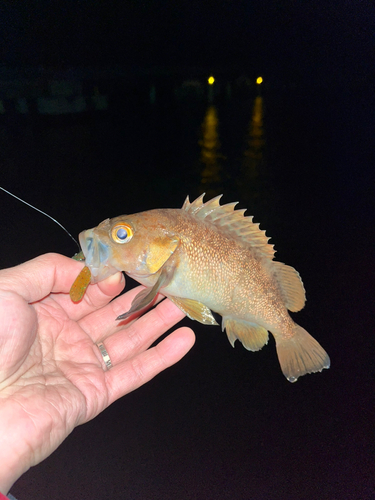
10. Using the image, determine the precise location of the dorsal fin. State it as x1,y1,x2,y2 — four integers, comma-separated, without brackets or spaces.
182,194,275,260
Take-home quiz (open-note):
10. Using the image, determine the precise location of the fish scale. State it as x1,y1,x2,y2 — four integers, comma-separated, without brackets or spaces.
76,194,330,383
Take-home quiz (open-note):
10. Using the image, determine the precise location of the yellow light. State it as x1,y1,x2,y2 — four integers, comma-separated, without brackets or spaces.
208,76,215,85
256,76,263,85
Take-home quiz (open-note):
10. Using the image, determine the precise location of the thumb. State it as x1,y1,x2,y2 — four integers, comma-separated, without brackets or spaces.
0,290,37,384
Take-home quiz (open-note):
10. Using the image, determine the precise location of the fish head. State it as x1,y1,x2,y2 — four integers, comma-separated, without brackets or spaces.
79,211,180,283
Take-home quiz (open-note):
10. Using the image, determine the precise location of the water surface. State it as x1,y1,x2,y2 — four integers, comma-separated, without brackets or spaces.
1,86,373,500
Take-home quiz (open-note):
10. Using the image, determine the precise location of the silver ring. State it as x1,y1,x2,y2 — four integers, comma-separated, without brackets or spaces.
96,342,113,370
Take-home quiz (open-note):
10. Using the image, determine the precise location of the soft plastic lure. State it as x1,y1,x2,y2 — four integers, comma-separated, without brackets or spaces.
69,265,91,302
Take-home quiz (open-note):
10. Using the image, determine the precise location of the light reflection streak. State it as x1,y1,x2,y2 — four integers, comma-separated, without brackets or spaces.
239,96,266,202
198,105,224,197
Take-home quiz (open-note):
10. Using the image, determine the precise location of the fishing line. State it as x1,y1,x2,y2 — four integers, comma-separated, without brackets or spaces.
0,186,80,249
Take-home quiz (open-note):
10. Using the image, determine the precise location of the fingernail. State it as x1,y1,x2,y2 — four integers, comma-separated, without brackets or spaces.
104,272,123,286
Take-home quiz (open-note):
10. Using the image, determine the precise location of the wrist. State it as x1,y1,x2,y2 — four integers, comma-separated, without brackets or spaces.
0,402,32,495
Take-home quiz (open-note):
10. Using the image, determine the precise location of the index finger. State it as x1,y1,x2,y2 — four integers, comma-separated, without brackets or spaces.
0,254,125,317
0,253,83,301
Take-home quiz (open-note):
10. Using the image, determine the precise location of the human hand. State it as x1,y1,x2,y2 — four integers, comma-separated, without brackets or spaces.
0,253,195,494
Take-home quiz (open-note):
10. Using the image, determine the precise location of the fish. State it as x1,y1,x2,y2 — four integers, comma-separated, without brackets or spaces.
76,194,330,382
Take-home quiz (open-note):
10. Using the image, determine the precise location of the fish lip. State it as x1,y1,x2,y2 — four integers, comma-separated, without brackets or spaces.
79,229,119,283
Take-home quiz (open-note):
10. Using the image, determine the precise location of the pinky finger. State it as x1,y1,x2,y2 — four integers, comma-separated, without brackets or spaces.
105,326,195,404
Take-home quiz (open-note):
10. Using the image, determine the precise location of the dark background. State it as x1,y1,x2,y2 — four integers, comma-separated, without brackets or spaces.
0,2,374,499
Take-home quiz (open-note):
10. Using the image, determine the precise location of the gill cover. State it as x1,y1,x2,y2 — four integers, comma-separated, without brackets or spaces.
143,236,180,274
115,234,180,320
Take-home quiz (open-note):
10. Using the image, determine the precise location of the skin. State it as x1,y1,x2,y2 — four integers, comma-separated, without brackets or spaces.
0,253,195,494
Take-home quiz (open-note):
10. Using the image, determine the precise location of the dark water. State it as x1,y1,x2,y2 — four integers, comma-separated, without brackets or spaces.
1,86,374,499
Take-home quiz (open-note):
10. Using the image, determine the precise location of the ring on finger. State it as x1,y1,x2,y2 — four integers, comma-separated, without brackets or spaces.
96,341,113,370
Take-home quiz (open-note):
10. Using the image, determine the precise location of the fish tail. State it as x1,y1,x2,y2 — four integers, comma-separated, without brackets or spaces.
275,325,330,382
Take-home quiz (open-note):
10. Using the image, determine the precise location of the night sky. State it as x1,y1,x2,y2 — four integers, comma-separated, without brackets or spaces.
0,1,374,84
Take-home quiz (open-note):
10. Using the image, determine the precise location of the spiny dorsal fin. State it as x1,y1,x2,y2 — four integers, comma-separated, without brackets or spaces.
273,262,306,312
182,193,275,260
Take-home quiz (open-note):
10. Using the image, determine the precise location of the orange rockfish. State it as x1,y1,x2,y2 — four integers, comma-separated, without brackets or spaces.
77,194,330,382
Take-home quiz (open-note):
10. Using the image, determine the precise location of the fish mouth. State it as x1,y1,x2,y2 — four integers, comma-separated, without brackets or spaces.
79,228,120,283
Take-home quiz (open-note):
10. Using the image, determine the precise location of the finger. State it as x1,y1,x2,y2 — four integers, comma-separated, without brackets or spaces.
0,253,86,302
58,271,126,321
0,253,126,319
79,284,171,341
105,326,195,403
78,285,146,339
89,294,188,356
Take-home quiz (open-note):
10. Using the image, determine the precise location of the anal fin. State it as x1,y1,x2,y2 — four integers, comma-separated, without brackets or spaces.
223,317,269,351
167,296,218,325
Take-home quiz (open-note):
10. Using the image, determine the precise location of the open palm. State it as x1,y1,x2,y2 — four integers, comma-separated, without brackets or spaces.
0,253,195,493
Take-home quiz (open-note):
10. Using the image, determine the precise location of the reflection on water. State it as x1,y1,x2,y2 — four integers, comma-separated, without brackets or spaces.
197,97,267,213
198,105,224,198
239,96,266,204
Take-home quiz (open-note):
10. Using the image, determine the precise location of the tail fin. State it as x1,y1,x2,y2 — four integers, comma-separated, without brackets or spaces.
276,325,330,382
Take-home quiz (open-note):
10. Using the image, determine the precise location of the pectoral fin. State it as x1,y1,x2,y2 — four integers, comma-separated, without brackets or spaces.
167,296,218,325
116,269,171,321
223,317,269,351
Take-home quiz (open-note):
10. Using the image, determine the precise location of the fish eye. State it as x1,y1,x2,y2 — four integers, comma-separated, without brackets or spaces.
111,223,134,244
